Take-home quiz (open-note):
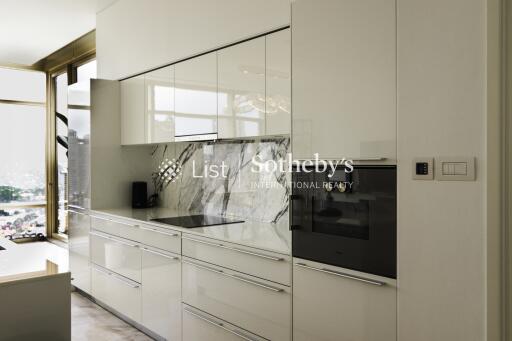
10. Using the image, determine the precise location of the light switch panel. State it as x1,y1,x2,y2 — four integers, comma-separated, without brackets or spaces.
412,158,434,180
435,157,475,181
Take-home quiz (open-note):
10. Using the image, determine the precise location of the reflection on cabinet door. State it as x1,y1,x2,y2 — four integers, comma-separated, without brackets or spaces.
175,52,217,139
141,247,181,341
121,75,145,145
218,37,265,139
292,0,396,161
68,209,91,294
293,258,397,341
266,29,291,136
145,66,174,143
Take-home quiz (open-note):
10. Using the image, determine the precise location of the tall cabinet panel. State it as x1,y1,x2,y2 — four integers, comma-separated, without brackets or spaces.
68,209,91,294
174,52,218,140
218,37,266,138
120,75,145,145
145,66,175,143
292,0,396,161
266,29,291,136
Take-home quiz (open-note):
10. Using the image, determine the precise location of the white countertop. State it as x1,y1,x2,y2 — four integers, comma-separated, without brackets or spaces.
91,207,291,255
0,238,69,285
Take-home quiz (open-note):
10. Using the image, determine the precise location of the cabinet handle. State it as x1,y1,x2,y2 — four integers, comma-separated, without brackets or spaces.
183,308,259,341
183,236,284,262
68,209,88,216
183,259,284,293
295,263,386,286
140,226,179,237
90,231,139,248
142,247,179,260
92,266,140,289
90,215,139,228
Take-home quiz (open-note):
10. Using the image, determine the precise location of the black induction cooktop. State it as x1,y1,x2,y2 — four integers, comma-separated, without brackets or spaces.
151,215,244,228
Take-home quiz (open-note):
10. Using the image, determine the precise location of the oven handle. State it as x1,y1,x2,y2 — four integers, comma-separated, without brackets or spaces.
295,263,386,286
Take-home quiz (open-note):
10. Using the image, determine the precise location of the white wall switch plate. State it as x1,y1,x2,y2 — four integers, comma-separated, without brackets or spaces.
412,158,434,180
435,157,476,181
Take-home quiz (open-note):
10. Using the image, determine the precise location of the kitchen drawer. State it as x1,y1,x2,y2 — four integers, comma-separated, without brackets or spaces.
182,234,291,285
90,230,141,283
90,214,141,241
182,304,266,341
138,223,181,254
182,257,291,341
91,265,142,323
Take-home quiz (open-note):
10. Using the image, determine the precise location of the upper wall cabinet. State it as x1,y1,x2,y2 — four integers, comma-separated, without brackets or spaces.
218,37,266,139
292,0,396,161
175,52,218,141
121,75,145,145
266,28,291,136
145,66,175,143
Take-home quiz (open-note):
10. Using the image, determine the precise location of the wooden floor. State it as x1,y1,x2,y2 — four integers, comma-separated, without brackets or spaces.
72,292,153,341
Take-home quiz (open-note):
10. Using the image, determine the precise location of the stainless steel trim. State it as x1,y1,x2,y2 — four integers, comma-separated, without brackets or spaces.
183,308,259,341
68,209,88,216
182,259,224,274
174,133,217,142
0,98,45,107
92,265,140,289
183,236,284,262
295,263,386,286
90,231,139,248
68,104,90,110
184,259,284,293
140,226,179,237
142,247,180,260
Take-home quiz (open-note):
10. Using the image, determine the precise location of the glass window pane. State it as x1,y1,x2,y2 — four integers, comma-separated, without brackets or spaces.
77,60,97,83
0,208,46,240
56,73,68,116
0,68,46,102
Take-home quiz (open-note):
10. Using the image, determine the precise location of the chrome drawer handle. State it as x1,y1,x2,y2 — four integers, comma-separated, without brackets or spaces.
92,266,140,288
142,247,179,260
140,226,179,237
90,231,139,248
68,210,88,216
295,263,386,286
184,259,284,293
183,308,259,341
90,215,139,228
183,236,284,262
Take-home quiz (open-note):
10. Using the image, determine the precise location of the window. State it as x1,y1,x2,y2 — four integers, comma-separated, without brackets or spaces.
0,68,46,240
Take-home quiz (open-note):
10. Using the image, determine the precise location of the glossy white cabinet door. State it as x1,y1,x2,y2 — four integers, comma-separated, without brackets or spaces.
68,209,91,294
218,37,266,138
175,52,218,139
121,75,145,145
266,29,291,136
141,247,181,341
145,66,175,143
292,0,396,161
293,258,397,341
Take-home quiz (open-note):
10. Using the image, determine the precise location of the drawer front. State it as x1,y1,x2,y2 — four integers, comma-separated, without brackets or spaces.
91,265,142,323
182,258,291,341
90,231,141,283
182,304,266,341
141,247,181,341
138,224,181,254
90,215,141,241
182,234,291,285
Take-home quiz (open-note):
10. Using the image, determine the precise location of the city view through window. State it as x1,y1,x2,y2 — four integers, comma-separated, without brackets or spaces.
0,67,46,240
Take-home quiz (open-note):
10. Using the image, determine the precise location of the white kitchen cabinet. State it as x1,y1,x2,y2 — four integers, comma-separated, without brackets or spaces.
90,230,141,283
68,208,91,294
182,257,291,341
92,264,142,323
218,37,266,138
266,29,291,136
293,258,397,341
174,52,218,140
182,304,266,341
141,246,181,341
121,75,145,145
145,66,175,143
292,0,396,161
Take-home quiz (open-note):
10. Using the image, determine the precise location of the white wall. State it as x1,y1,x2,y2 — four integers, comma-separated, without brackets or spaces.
397,0,487,340
96,0,290,80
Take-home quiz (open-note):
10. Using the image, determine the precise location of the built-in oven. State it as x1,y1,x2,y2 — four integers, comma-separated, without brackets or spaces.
291,165,397,278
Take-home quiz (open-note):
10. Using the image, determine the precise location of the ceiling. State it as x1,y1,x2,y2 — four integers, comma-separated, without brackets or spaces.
0,0,117,66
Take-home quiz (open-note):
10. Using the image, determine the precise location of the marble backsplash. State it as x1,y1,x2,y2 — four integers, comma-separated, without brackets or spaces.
150,138,290,224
